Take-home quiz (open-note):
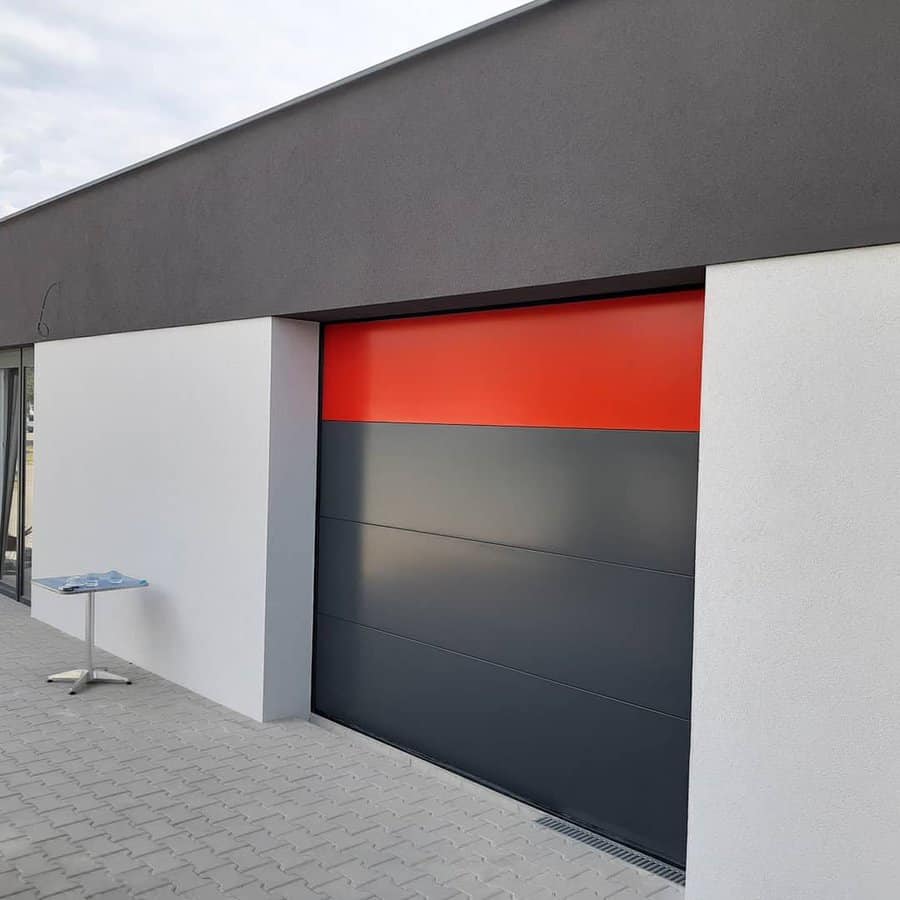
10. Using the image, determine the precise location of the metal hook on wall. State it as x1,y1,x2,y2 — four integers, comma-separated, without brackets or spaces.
37,280,61,338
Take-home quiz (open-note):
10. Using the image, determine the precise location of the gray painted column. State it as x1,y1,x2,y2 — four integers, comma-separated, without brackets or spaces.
687,245,900,899
262,318,320,721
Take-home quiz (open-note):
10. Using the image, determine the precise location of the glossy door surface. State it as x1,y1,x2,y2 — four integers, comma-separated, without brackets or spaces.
314,293,702,866
0,356,21,598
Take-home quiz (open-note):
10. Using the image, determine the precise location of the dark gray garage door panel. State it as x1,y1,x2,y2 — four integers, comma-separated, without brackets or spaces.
317,516,693,718
319,422,699,575
314,613,690,866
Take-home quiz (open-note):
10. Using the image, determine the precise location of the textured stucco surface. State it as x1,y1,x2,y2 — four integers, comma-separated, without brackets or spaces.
687,245,900,900
2,0,900,345
31,318,320,721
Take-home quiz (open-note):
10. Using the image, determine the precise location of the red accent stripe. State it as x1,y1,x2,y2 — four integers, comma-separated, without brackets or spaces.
323,290,704,430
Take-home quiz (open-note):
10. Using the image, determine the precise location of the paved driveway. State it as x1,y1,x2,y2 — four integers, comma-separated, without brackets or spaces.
0,599,682,899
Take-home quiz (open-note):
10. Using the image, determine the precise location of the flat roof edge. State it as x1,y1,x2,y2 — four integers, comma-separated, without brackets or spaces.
0,0,553,228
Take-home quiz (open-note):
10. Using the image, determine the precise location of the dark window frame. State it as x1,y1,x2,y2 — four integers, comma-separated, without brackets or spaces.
0,346,33,605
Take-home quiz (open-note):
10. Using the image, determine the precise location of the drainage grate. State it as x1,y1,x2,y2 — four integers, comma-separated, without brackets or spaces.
535,815,686,886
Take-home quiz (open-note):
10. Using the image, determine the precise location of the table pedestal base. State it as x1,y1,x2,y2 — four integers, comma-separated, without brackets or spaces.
46,591,132,694
47,669,131,694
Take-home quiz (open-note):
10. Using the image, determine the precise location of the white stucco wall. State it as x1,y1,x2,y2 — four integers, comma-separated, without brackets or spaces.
32,317,319,721
687,245,900,899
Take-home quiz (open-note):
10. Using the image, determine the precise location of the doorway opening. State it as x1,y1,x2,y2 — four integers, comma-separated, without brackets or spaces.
0,347,35,605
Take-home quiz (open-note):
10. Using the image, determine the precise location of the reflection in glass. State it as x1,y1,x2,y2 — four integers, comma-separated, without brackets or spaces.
0,364,20,598
23,366,34,601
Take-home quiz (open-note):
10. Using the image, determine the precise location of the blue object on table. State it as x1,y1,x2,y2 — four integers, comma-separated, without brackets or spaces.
35,570,149,594
33,571,149,695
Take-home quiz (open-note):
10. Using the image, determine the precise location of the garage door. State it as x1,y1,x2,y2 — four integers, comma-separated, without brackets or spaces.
313,290,703,867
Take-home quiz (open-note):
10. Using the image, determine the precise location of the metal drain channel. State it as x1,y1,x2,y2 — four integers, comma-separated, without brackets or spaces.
535,816,686,886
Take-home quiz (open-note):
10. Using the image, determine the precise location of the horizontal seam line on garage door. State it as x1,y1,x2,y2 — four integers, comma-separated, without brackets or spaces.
316,611,690,724
323,419,701,435
317,514,695,579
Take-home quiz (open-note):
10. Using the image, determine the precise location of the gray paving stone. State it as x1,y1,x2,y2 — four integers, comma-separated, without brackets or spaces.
231,883,276,900
22,869,81,897
182,847,230,874
316,876,376,900
56,853,102,878
70,869,121,894
10,852,55,877
249,862,299,890
114,863,168,893
118,833,162,858
228,845,271,871
265,844,318,871
204,862,255,891
0,870,32,898
598,889,647,900
34,838,80,862
445,872,507,900
0,598,684,900
605,867,675,897
354,875,419,900
244,829,288,853
141,819,180,841
76,834,119,857
273,880,323,900
370,858,429,886
59,822,95,843
403,873,462,900
159,863,209,893
19,821,59,843
141,848,188,873
95,849,138,876
160,832,206,856
0,839,37,862
181,886,229,900
139,887,180,900
647,886,686,899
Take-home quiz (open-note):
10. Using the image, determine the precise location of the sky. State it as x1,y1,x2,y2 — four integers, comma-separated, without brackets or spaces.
0,0,525,217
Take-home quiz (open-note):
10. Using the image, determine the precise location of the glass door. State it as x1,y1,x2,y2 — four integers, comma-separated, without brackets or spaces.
22,349,34,603
0,350,21,599
0,348,32,604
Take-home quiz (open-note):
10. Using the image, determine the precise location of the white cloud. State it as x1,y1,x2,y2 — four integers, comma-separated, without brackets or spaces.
0,8,99,68
0,0,525,215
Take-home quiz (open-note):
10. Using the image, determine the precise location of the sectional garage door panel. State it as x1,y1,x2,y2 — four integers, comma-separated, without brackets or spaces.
314,291,702,867
317,516,693,718
315,613,691,866
320,422,699,575
322,291,703,432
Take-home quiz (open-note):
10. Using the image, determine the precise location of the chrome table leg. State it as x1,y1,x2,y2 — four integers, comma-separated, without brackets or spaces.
47,669,87,682
69,670,91,695
85,589,94,676
90,671,131,684
46,592,132,692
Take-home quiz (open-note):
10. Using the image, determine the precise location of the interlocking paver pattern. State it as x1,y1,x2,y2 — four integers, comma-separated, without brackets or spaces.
0,598,683,898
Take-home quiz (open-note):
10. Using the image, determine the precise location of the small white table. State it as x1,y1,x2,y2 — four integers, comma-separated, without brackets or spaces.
34,572,149,695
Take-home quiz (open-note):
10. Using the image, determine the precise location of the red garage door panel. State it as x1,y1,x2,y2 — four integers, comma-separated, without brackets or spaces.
322,289,704,431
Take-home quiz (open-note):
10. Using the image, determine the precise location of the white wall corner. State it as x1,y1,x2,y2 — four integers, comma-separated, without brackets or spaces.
686,243,900,900
261,318,320,721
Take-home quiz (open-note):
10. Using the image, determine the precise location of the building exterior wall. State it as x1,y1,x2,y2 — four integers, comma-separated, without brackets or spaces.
31,317,319,721
687,244,900,899
2,0,900,347
4,0,897,882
